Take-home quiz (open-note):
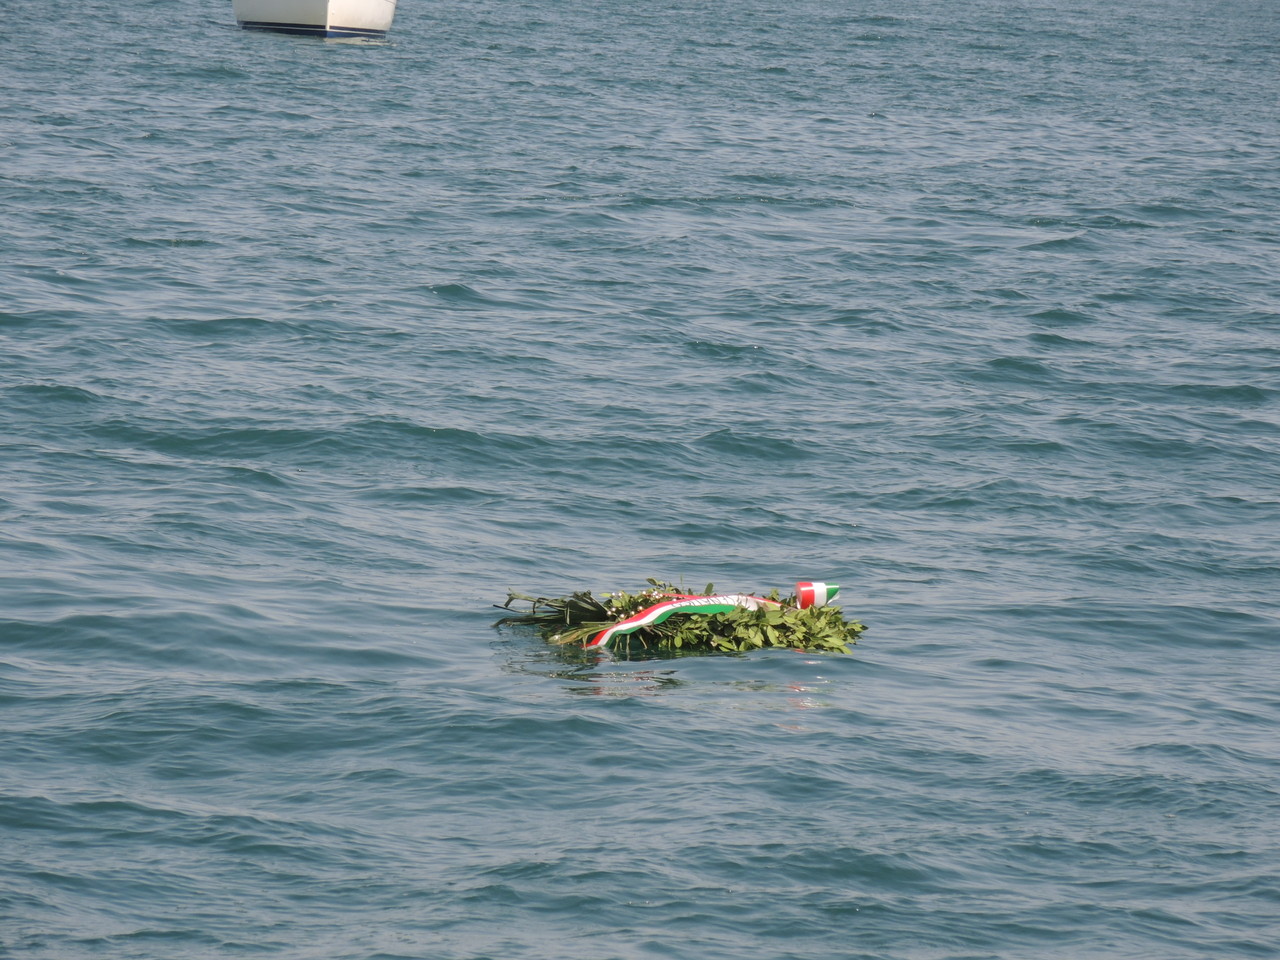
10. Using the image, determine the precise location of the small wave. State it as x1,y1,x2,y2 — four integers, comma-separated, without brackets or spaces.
1165,382,1273,406
1028,307,1095,325
151,316,292,339
682,340,764,360
1018,233,1096,251
689,428,811,461
4,383,104,406
1027,332,1096,349
0,310,77,331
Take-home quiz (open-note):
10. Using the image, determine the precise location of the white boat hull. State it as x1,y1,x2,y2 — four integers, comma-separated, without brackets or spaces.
233,0,397,38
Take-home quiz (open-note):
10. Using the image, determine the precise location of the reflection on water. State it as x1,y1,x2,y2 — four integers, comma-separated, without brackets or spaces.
495,630,691,695
496,628,840,707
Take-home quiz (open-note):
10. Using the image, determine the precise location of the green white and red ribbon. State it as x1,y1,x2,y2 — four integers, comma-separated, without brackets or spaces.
795,581,840,609
585,582,840,649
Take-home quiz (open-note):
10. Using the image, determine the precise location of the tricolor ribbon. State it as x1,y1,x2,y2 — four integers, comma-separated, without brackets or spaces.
795,581,840,609
585,582,840,649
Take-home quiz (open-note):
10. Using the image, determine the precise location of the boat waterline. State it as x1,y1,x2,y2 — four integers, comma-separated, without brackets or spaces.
232,0,397,38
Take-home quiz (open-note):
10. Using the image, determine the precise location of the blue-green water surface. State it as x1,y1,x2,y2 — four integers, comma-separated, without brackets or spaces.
3,1,1279,957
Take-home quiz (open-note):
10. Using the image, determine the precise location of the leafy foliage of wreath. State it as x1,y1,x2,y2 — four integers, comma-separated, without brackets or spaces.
496,579,864,654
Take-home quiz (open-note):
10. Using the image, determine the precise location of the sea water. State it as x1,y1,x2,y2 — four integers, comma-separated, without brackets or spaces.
2,1,1278,957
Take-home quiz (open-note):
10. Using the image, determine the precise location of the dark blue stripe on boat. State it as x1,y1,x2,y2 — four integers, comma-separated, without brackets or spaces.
238,20,387,38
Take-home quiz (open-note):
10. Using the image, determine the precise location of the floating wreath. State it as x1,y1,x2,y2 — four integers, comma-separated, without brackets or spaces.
496,579,864,654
